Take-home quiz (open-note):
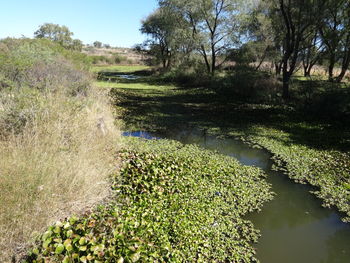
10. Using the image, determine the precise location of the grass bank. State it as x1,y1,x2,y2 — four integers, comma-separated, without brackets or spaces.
0,39,120,261
26,138,273,262
103,65,350,223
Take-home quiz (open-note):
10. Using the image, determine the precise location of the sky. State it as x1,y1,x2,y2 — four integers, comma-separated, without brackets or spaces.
0,0,158,48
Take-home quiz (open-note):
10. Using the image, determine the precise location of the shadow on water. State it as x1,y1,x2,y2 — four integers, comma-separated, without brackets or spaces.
123,129,350,263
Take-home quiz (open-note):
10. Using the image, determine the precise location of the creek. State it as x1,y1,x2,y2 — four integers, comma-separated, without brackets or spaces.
123,130,350,263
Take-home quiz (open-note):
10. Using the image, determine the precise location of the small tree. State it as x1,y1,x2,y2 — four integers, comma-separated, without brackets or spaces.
93,41,103,48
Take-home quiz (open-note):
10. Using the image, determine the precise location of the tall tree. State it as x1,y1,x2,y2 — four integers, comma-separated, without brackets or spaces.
141,8,175,68
271,0,321,100
160,0,239,75
319,0,350,82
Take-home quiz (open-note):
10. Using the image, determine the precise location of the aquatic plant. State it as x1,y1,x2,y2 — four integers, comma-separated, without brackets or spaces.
26,138,273,262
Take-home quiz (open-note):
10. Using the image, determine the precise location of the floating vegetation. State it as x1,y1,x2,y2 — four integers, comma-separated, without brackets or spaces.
229,125,350,222
25,138,273,262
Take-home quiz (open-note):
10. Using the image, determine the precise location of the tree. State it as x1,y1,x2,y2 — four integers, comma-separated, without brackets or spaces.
245,2,281,71
35,23,73,48
93,41,103,48
141,4,194,69
319,0,350,82
141,8,175,68
270,0,322,100
160,0,239,75
71,39,83,52
300,31,325,77
34,23,83,51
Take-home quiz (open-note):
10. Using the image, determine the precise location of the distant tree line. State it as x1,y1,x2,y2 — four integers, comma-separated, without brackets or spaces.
141,0,350,100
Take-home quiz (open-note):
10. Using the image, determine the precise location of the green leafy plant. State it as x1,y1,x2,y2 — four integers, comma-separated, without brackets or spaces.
26,138,273,262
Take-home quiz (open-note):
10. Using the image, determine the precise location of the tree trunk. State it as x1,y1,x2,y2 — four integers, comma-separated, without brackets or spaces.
282,56,291,100
275,62,282,75
255,48,267,71
201,46,211,74
335,59,350,83
306,66,312,77
211,46,216,76
303,64,309,77
328,54,336,81
335,45,350,83
282,73,290,100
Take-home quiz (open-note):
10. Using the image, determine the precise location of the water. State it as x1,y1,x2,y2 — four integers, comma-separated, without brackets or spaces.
117,74,141,80
123,130,350,263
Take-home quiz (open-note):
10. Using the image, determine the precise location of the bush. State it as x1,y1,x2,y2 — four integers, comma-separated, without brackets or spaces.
114,54,128,64
90,55,113,65
0,38,91,94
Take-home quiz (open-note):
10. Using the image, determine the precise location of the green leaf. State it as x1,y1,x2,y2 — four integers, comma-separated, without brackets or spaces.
55,244,65,254
130,252,140,262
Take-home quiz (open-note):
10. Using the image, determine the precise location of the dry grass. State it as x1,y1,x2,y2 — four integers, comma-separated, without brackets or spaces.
0,86,120,262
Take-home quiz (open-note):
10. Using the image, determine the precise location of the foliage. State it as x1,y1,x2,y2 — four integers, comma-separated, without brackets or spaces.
0,38,90,95
89,54,130,65
141,6,192,69
93,41,103,48
215,66,281,102
26,138,273,262
158,0,241,74
34,23,83,51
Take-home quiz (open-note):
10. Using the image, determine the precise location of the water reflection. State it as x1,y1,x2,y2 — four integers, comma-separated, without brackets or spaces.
123,130,350,263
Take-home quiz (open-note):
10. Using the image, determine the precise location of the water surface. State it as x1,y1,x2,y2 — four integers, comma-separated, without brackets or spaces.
123,130,350,263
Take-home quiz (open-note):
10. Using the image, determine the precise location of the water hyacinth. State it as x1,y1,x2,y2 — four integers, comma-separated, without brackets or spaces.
229,125,350,222
26,138,274,262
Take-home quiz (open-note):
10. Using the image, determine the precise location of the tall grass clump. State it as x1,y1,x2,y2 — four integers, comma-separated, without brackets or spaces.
0,38,120,262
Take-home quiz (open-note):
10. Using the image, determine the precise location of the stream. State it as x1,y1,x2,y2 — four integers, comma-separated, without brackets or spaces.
123,130,350,263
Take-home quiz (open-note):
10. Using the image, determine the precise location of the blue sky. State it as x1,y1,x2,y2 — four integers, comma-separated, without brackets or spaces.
0,0,158,47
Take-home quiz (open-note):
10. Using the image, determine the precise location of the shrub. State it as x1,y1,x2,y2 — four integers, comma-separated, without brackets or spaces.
114,54,127,64
90,55,113,65
0,38,91,94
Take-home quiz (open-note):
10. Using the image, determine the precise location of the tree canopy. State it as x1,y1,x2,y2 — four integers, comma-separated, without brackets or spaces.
34,23,83,51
